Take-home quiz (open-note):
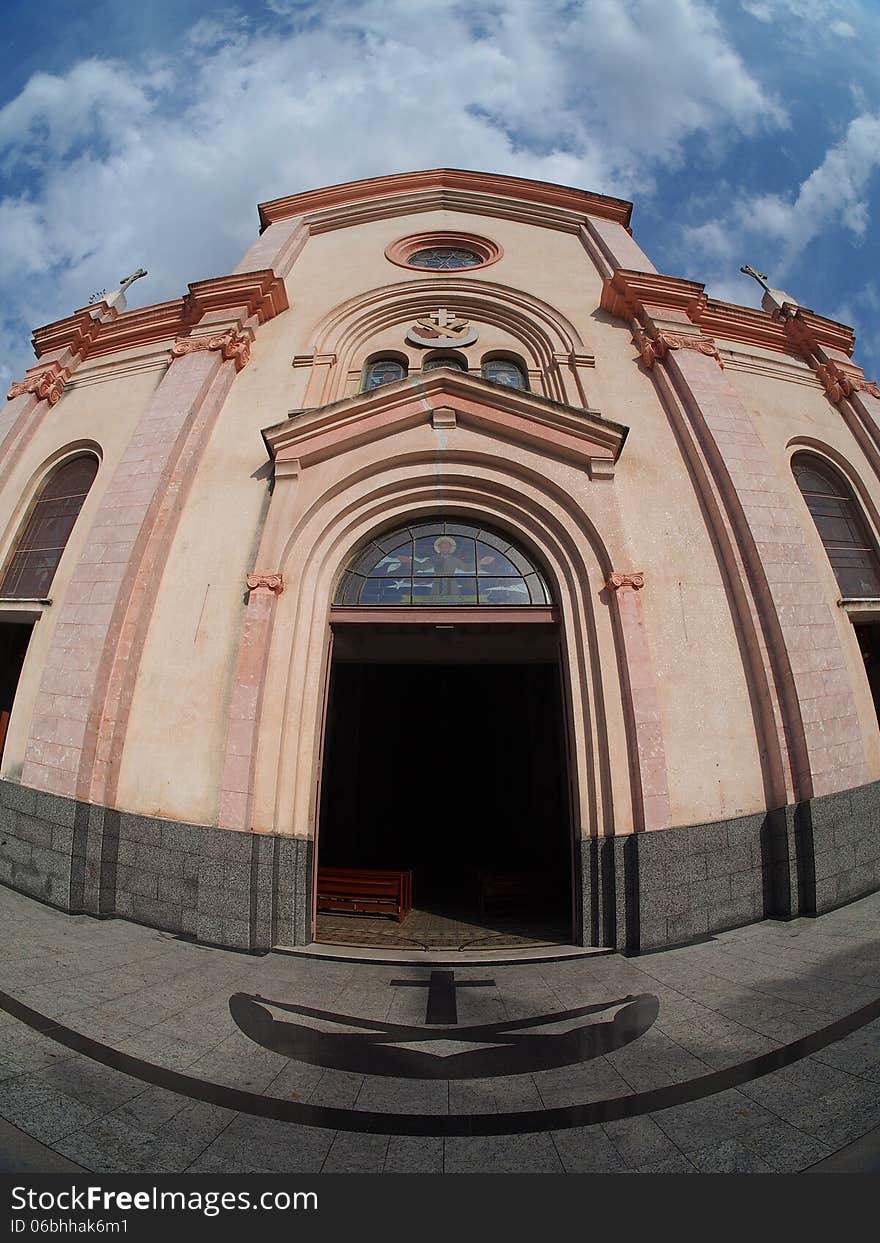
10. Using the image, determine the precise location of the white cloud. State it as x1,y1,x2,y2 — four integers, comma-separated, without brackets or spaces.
0,0,787,380
833,283,880,378
683,111,880,276
740,0,857,34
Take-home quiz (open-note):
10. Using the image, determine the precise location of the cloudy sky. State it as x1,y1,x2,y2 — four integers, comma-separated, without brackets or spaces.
1,0,879,387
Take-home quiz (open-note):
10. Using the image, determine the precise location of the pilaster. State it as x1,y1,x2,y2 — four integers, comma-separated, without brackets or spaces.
602,267,869,800
218,573,285,831
605,572,670,832
22,343,240,802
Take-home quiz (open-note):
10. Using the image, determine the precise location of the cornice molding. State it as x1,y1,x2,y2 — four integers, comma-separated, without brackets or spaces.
781,307,855,358
261,368,628,472
258,168,634,232
600,270,707,320
601,267,875,385
23,270,287,374
698,299,794,353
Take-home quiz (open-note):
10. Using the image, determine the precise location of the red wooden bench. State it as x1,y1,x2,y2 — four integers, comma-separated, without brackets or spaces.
478,871,533,914
317,867,413,923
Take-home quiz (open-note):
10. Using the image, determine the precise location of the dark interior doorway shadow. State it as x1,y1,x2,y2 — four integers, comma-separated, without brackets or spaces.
317,654,573,947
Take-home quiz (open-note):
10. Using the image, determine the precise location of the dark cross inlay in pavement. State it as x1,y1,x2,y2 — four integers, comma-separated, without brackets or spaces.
390,970,495,1024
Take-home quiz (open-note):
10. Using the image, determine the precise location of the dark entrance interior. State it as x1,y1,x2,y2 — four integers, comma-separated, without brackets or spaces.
855,622,880,726
317,628,573,947
0,622,33,764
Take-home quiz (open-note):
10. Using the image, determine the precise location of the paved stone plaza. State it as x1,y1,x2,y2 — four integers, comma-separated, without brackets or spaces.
1,884,879,1174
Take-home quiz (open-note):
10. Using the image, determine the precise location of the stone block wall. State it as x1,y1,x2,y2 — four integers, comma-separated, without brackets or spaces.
3,774,878,955
0,781,84,911
0,778,311,952
578,779,880,953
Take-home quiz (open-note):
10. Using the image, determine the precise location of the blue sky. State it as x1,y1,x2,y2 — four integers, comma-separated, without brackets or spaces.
1,0,879,385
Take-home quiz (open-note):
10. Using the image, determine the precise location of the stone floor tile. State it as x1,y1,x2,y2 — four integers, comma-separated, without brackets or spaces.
550,1126,629,1173
444,1134,564,1173
601,1115,689,1169
321,1131,389,1172
383,1136,444,1172
0,1076,103,1145
186,1115,335,1174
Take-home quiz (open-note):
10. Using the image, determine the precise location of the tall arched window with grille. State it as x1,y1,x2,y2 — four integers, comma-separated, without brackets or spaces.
792,454,880,598
0,455,98,599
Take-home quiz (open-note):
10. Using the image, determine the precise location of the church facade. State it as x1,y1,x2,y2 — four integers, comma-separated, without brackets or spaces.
2,168,880,954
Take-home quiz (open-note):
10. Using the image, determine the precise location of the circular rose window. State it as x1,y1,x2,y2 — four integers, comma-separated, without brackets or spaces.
408,247,482,270
385,232,502,271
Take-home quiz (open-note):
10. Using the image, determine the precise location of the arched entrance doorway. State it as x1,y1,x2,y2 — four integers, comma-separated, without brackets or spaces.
315,518,575,949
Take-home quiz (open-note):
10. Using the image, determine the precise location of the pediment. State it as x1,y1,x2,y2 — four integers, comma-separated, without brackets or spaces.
261,369,628,476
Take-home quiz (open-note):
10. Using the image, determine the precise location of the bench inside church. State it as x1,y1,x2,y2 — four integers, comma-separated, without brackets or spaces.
316,866,414,923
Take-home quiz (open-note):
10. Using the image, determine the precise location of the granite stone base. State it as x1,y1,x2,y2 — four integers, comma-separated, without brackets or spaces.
0,779,311,953
578,779,880,952
3,776,879,954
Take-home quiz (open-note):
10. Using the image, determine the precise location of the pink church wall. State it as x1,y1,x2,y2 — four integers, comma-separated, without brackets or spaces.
2,166,879,865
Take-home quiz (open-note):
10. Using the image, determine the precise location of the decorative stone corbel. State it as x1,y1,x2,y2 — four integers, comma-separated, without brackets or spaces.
606,571,645,592
816,359,880,404
171,328,253,372
6,365,67,405
246,573,284,595
639,330,723,370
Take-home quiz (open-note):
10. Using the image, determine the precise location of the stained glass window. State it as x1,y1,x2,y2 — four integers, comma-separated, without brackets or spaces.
407,247,482,270
422,356,467,373
334,520,551,607
792,454,880,597
363,358,407,390
482,358,528,390
0,455,98,599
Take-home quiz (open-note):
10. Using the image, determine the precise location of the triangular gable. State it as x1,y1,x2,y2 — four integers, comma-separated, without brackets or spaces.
262,369,628,477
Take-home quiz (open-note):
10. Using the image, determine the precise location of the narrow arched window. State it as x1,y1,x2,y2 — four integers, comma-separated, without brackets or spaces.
335,518,551,607
792,454,880,597
363,357,407,390
0,455,98,599
481,357,528,390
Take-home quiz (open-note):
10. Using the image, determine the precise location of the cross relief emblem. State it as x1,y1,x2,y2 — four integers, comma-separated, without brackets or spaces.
406,308,478,349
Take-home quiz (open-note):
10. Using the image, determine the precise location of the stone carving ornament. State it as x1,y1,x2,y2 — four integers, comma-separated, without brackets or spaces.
171,328,252,372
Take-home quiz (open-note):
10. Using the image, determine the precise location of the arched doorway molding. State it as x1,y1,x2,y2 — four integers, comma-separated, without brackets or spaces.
299,278,594,406
220,446,670,884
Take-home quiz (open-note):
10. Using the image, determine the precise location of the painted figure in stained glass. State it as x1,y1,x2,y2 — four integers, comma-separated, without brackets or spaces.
334,520,551,608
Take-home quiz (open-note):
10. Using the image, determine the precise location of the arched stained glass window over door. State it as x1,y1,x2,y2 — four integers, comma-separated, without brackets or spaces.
792,453,880,597
334,519,552,607
0,455,98,599
363,357,407,390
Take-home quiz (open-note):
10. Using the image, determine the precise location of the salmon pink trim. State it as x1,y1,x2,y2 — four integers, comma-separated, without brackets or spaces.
259,168,633,231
